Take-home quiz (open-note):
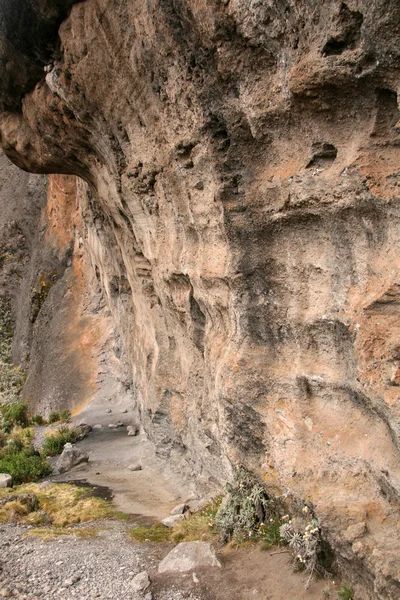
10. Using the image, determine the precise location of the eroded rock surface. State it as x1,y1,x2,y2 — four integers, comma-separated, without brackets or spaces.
1,1,400,596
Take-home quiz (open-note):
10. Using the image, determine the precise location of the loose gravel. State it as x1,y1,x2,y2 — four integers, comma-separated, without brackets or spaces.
0,521,198,600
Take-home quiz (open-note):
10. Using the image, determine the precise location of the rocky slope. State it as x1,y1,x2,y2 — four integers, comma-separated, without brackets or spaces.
1,0,400,596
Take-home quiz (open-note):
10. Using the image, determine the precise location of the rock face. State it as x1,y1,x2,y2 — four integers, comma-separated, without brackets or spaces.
1,1,400,596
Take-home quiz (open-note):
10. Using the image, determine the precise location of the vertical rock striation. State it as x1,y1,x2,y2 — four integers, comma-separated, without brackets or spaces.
1,1,400,595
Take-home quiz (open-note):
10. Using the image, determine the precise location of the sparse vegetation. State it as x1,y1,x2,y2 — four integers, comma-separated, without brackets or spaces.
41,426,78,457
48,411,61,424
260,519,284,550
128,523,171,543
279,509,323,588
60,409,71,423
48,410,70,424
0,401,29,431
338,584,354,600
30,414,46,426
27,527,100,540
0,482,121,526
171,497,221,543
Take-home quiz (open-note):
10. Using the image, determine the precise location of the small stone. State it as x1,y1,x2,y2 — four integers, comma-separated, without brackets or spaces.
158,541,221,573
161,514,185,527
127,463,142,471
144,593,153,600
194,181,204,190
131,571,150,593
93,424,102,430
170,503,188,515
109,424,118,429
0,474,12,488
121,409,128,413
106,409,112,413
116,421,124,427
63,575,81,587
127,424,139,436
193,572,199,583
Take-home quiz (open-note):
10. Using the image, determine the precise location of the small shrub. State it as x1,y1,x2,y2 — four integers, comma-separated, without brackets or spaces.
0,402,29,431
260,519,284,550
41,427,78,457
0,449,52,484
59,410,71,423
279,509,326,588
215,466,277,543
338,584,354,600
30,414,46,426
48,411,61,424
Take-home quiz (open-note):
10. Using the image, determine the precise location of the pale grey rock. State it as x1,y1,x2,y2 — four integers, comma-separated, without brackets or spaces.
108,423,118,429
39,481,52,490
56,443,89,473
63,575,81,587
158,542,221,573
127,463,142,472
0,474,12,488
93,424,102,430
170,503,188,515
127,424,139,436
131,571,150,593
161,514,185,528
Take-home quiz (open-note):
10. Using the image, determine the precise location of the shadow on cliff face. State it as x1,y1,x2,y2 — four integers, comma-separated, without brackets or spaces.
0,0,80,109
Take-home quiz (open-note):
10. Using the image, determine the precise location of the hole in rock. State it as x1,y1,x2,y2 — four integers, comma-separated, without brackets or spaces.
322,2,363,55
306,142,337,169
371,88,400,137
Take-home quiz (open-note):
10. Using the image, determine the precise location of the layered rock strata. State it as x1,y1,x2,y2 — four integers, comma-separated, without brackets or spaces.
1,1,400,596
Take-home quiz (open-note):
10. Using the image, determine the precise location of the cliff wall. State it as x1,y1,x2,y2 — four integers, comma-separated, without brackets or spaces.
1,1,400,596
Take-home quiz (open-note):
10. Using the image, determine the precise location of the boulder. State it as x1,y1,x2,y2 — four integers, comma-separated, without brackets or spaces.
56,443,89,473
158,542,221,573
161,514,185,527
0,474,12,488
131,571,150,593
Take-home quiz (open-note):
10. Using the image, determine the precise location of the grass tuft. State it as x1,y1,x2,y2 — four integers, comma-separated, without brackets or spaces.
128,523,171,543
338,584,355,600
27,527,100,540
